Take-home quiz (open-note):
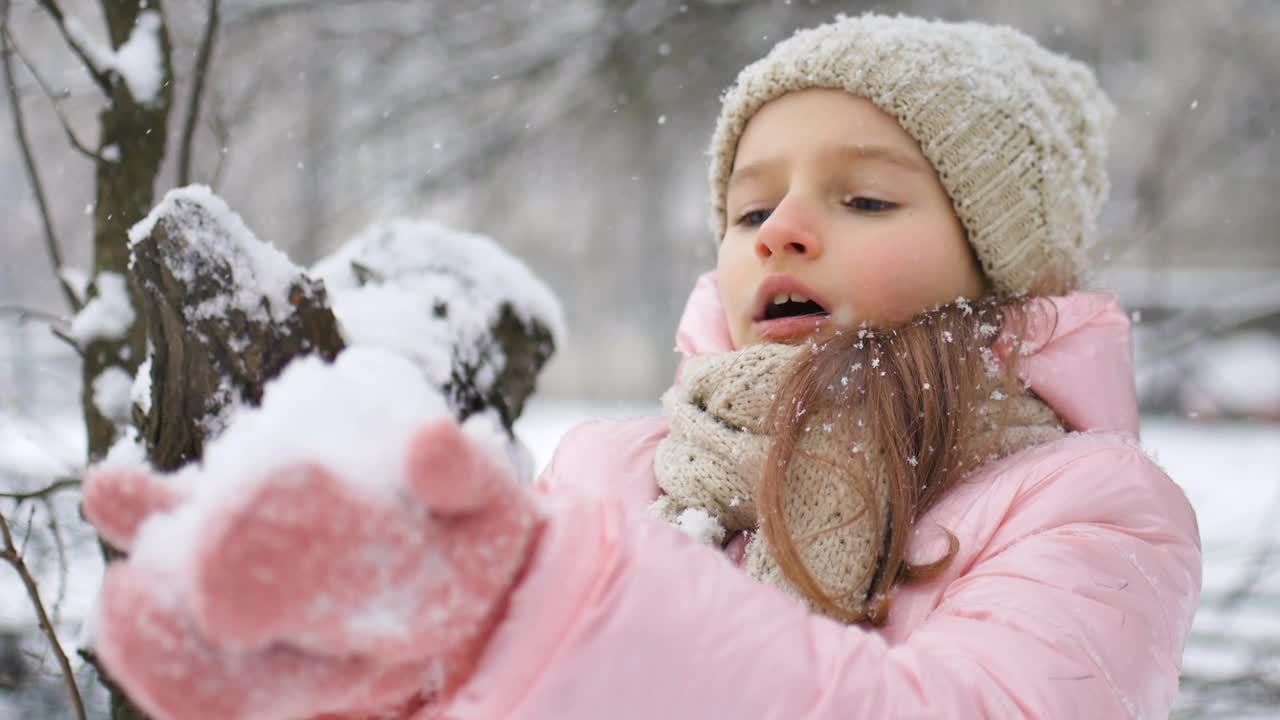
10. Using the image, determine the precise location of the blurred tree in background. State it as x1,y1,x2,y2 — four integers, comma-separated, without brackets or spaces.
3,0,1278,403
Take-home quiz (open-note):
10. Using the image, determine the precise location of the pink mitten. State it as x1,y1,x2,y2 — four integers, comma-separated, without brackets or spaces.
84,418,542,720
190,418,542,664
95,561,440,720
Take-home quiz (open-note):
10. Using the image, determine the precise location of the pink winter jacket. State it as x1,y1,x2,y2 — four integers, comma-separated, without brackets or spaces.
439,273,1202,719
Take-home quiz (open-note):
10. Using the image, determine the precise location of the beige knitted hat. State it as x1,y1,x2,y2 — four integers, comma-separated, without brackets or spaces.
708,13,1116,298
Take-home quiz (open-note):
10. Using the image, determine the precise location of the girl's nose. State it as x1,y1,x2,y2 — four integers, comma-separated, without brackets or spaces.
755,197,824,260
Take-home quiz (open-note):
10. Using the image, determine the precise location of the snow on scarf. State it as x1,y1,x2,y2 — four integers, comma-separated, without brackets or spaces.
650,342,1064,621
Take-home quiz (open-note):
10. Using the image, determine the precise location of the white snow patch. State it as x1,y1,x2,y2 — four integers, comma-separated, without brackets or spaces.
312,220,565,393
131,355,153,415
674,507,725,547
69,272,134,344
65,11,165,106
321,282,454,389
92,367,134,423
99,427,148,471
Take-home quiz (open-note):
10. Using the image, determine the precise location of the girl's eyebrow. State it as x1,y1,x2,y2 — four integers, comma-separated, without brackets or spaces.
830,144,931,175
729,143,930,192
727,156,783,193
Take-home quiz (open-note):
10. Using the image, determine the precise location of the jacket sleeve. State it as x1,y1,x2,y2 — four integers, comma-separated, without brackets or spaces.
441,438,1201,720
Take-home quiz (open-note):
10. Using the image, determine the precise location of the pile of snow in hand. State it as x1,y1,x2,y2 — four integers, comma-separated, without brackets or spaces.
122,348,511,576
128,185,306,327
312,219,566,394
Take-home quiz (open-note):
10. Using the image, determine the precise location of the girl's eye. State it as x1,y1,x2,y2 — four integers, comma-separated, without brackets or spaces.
843,195,897,213
737,208,773,227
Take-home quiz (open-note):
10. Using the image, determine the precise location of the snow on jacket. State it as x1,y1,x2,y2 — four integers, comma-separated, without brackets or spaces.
438,273,1202,719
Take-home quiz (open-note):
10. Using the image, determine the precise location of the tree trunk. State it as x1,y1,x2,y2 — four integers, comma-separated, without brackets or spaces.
81,3,174,718
84,0,174,465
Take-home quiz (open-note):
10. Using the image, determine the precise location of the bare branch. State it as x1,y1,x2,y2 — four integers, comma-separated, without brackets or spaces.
0,512,87,720
0,9,85,314
0,305,69,326
49,327,84,356
178,0,220,185
204,67,267,192
1,27,106,162
208,108,231,191
16,505,37,559
0,478,81,503
42,497,69,624
33,0,111,94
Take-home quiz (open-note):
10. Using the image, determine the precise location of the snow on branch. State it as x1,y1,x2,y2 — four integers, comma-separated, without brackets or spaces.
68,273,134,345
62,9,165,106
126,187,561,475
313,219,564,429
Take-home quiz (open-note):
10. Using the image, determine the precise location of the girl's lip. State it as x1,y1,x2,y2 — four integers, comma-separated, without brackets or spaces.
753,314,830,341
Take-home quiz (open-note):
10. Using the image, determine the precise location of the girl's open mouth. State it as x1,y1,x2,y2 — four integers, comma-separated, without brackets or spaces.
761,293,829,321
752,283,832,340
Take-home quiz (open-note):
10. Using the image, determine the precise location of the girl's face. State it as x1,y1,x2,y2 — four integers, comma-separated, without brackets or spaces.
718,89,986,348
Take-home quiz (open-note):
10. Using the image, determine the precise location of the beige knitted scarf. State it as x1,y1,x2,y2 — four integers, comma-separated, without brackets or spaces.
650,343,1064,621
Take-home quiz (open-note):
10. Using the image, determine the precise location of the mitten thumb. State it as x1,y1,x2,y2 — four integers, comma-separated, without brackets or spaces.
82,467,182,552
405,419,518,516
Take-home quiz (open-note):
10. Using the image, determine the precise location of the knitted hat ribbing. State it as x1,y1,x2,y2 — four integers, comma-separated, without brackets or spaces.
708,14,1116,298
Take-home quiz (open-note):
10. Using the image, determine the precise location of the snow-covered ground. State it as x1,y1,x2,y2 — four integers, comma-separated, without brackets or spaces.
1,402,1277,717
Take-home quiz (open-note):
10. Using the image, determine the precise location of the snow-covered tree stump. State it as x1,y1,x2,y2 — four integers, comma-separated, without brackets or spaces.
125,187,563,475
129,195,346,472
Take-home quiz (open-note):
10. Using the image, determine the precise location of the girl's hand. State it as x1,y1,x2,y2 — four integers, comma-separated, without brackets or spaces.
82,418,542,720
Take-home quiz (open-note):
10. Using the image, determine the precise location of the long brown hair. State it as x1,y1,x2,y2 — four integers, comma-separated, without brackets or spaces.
758,298,1033,625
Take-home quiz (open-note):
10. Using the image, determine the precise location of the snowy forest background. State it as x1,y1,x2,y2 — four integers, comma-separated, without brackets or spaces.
1,0,1278,717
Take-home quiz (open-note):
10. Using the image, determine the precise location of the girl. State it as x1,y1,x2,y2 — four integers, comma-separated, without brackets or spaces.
82,14,1201,719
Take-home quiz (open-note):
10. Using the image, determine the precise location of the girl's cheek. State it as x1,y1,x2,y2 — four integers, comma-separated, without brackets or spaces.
716,253,755,319
841,240,938,323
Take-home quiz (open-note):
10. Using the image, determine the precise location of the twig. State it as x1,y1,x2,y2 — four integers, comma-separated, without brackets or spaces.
208,107,231,191
178,0,220,185
50,327,84,356
42,496,69,624
0,478,81,502
33,0,111,94
16,505,37,558
0,7,85,315
0,512,87,720
1,27,105,162
0,305,69,325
